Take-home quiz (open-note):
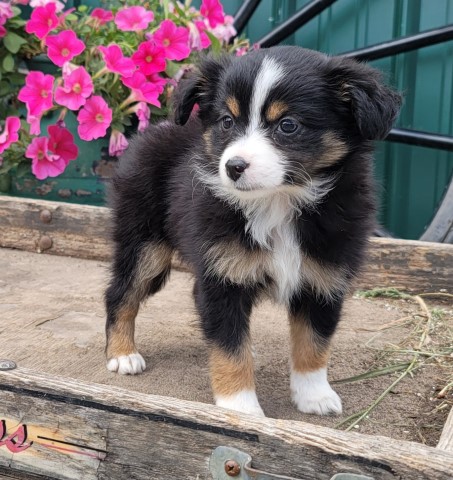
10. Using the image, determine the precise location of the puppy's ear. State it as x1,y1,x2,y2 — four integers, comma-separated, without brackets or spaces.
327,57,402,140
174,55,232,126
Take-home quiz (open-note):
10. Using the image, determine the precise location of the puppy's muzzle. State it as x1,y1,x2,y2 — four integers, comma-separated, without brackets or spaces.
225,157,249,182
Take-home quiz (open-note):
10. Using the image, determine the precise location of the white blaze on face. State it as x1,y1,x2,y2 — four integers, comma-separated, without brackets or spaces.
219,57,286,191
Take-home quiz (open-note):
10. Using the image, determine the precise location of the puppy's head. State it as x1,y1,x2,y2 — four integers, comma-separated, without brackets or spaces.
175,47,401,200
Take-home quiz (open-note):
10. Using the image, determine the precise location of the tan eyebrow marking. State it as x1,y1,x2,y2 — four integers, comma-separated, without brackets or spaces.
226,96,240,117
266,101,288,122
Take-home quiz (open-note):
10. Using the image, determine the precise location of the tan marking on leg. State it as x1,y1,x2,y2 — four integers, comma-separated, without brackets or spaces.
265,101,288,122
204,241,270,285
289,314,330,373
131,242,173,304
318,132,349,168
210,344,255,397
226,96,240,117
106,304,139,359
301,253,350,300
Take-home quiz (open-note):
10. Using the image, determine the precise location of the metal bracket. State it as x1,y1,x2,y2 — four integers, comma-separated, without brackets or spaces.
210,446,374,480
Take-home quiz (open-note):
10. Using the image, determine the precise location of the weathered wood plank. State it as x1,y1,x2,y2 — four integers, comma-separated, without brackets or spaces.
0,196,452,291
437,406,453,452
1,368,453,480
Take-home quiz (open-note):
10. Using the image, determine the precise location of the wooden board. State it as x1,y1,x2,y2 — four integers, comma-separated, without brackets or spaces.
437,406,453,452
0,195,452,292
1,367,453,480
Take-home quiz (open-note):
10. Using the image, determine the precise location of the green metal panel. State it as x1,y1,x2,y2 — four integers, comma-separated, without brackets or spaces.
240,0,453,239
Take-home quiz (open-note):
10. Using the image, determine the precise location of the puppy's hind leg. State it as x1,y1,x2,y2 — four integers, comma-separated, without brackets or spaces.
105,242,173,375
288,291,343,415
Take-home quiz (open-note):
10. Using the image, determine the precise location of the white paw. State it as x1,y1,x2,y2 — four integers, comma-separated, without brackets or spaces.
107,353,146,375
215,390,265,417
291,368,342,415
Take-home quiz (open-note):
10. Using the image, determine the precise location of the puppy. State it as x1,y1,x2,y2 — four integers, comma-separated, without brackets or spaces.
105,46,401,417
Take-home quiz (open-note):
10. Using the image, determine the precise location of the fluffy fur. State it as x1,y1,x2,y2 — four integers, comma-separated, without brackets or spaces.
105,46,401,416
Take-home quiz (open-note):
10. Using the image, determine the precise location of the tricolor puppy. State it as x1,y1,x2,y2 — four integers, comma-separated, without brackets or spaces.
105,46,401,417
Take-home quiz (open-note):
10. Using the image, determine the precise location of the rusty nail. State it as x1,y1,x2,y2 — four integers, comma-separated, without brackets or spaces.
0,360,17,371
38,235,53,252
40,209,52,224
224,460,241,477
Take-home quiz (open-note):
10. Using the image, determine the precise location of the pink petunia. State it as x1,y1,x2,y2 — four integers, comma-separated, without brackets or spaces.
200,0,225,28
55,66,93,110
0,2,13,21
212,14,236,43
45,30,85,67
152,19,190,61
25,3,58,39
77,95,112,141
91,8,113,25
132,41,166,76
98,45,136,78
147,73,167,94
29,0,65,12
115,6,154,32
47,125,78,163
18,71,54,117
189,21,211,50
121,72,161,107
0,26,6,37
27,111,42,135
135,102,150,132
26,136,68,180
109,130,128,157
0,117,21,154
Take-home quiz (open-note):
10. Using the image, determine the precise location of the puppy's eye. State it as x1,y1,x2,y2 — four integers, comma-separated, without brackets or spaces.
221,115,234,130
279,118,299,134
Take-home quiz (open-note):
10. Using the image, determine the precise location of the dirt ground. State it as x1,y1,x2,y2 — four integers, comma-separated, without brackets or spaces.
0,248,451,446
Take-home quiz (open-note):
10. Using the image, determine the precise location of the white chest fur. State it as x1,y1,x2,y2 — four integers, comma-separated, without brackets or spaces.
243,192,302,304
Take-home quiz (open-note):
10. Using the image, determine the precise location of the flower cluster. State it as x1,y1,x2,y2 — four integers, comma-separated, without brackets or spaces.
0,0,252,181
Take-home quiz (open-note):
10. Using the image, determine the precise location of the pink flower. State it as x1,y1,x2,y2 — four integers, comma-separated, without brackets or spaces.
55,66,93,110
135,102,150,132
0,117,20,154
147,73,167,93
91,8,113,25
115,6,154,32
152,19,190,61
25,3,58,39
45,30,85,67
200,0,225,28
77,96,112,141
47,125,78,163
27,111,42,135
0,26,6,38
0,2,13,21
25,136,67,180
109,130,128,157
212,14,236,43
121,72,161,107
98,45,136,78
189,21,211,50
30,0,65,13
18,71,54,116
132,41,166,75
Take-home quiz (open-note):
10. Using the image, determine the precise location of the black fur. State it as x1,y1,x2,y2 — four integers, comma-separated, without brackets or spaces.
105,46,401,399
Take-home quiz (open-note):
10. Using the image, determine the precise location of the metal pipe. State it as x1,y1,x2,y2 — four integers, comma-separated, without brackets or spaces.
257,0,337,47
342,24,453,61
233,0,262,36
386,128,453,151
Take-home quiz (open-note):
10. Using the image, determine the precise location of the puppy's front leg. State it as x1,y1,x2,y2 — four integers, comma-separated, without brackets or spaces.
195,280,264,417
288,291,343,415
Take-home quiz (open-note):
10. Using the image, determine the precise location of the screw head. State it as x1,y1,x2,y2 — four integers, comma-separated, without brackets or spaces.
38,235,53,252
40,209,52,224
224,460,241,477
0,360,17,371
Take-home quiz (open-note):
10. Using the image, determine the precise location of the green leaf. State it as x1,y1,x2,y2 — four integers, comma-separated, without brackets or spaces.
205,31,222,55
66,13,78,22
0,81,10,96
16,161,32,179
8,73,25,86
11,6,22,17
2,54,15,73
4,32,28,54
165,60,181,78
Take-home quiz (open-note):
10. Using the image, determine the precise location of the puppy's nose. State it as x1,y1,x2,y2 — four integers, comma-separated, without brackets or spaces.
225,157,249,181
